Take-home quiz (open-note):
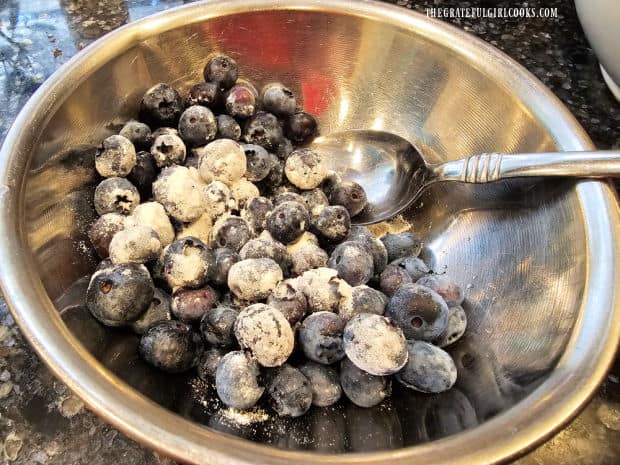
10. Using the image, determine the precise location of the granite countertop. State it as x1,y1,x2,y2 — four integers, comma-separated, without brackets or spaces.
0,0,619,464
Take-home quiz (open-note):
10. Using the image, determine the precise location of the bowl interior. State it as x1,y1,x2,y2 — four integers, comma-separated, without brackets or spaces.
23,6,588,454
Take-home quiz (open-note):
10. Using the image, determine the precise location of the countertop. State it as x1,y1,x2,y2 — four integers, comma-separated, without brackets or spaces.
0,0,619,464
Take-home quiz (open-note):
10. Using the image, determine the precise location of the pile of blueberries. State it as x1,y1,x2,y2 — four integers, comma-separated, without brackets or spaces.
86,54,467,419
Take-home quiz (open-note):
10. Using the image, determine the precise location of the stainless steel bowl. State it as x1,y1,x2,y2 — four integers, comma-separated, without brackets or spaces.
1,1,619,464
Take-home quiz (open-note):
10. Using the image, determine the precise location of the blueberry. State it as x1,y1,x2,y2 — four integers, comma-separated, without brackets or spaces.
266,278,307,325
396,340,457,393
239,230,293,277
109,225,162,265
94,177,140,216
139,83,183,127
129,287,172,334
95,135,136,178
204,54,238,90
234,303,294,367
287,232,328,275
284,148,328,190
229,178,260,210
151,126,178,139
185,81,220,108
339,285,387,321
88,213,126,258
298,362,341,407
178,105,217,148
197,347,226,381
163,237,215,289
127,150,157,198
343,313,408,376
273,191,304,206
139,320,197,373
203,181,235,219
340,358,391,408
435,305,467,348
258,153,285,192
171,286,219,322
379,264,413,297
329,181,367,218
386,283,449,341
127,201,175,246
299,311,346,365
209,216,252,252
260,83,296,116
153,166,206,222
228,258,283,302
150,133,186,167
216,114,241,141
212,247,240,286
285,111,318,144
225,83,256,118
328,241,374,286
298,267,348,313
119,120,152,150
391,256,430,281
176,212,213,244
242,144,273,182
198,139,247,185
86,263,154,327
349,226,388,274
200,305,239,347
381,232,422,262
266,201,310,244
417,275,465,307
243,111,284,151
242,196,273,234
266,365,312,417
313,205,350,244
301,188,329,217
275,138,294,159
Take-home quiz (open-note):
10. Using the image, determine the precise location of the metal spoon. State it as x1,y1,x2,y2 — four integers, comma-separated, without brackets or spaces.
311,129,620,225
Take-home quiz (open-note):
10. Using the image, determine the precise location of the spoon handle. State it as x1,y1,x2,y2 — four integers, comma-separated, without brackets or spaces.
433,151,620,183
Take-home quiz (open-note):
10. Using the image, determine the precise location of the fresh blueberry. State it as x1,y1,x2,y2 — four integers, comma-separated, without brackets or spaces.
209,216,252,252
234,303,294,367
273,191,304,206
94,177,140,216
227,258,284,302
150,133,186,168
225,83,256,118
396,340,457,393
285,111,318,144
127,150,157,198
216,114,241,141
298,362,342,407
95,134,136,178
349,226,388,274
329,181,368,218
328,241,374,286
171,286,219,322
203,54,238,90
275,137,294,159
287,232,328,275
381,232,422,262
340,358,391,408
242,196,273,234
88,213,126,258
185,82,220,108
119,120,152,150
243,111,284,151
127,201,175,247
130,287,172,334
139,320,197,373
417,274,465,307
298,267,348,313
200,305,239,348
343,313,408,376
312,205,350,244
266,278,307,325
163,237,215,289
299,311,346,365
86,263,154,327
266,364,312,418
391,256,430,281
239,230,293,277
108,225,162,265
197,347,226,381
386,283,449,341
212,247,240,287
260,83,296,116
266,200,310,244
198,139,247,185
379,264,413,297
153,166,206,222
435,305,467,348
242,144,273,182
178,105,217,147
139,83,183,128
339,285,387,321
284,148,328,190
301,188,329,217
